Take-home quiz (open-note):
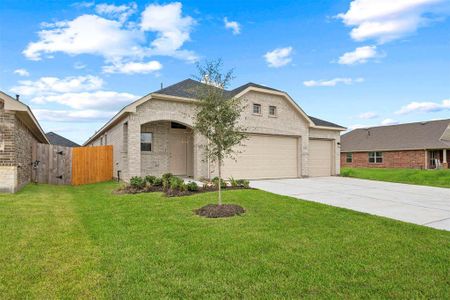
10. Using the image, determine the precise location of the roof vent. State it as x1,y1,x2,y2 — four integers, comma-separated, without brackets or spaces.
15,94,20,101
421,121,427,125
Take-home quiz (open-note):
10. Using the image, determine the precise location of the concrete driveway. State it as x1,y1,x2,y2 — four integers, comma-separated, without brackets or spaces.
250,177,450,231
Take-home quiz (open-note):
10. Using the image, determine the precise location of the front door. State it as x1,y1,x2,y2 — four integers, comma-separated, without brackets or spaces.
169,130,187,175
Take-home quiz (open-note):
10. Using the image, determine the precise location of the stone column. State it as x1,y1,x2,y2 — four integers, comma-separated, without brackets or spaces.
443,149,448,169
126,114,141,181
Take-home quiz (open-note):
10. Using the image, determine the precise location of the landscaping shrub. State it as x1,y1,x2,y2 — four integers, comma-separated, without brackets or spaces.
130,176,145,189
153,177,163,186
186,181,199,191
229,177,238,187
236,179,250,188
169,176,184,190
212,176,227,188
162,173,174,190
144,175,156,185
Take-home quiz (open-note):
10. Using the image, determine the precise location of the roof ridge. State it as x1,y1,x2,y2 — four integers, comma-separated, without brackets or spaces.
353,118,450,130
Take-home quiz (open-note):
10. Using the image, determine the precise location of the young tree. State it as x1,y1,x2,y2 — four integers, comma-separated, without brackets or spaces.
193,60,247,205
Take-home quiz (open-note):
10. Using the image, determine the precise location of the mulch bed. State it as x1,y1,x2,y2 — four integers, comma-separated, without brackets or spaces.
194,204,245,218
115,185,250,197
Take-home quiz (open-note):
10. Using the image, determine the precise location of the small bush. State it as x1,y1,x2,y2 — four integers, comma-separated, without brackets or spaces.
153,177,163,186
162,173,174,190
179,183,188,192
144,175,156,185
236,179,250,188
186,181,199,191
169,176,184,190
229,177,238,187
130,176,145,189
212,176,227,188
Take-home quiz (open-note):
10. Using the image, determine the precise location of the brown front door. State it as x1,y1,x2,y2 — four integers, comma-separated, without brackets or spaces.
169,130,187,175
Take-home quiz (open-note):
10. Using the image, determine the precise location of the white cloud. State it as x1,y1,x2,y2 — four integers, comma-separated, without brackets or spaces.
224,17,241,35
396,99,450,114
12,75,103,95
358,111,379,119
303,77,364,87
337,0,447,43
381,118,398,125
103,60,162,74
14,68,30,77
95,2,137,23
34,108,116,122
141,2,196,60
338,45,379,65
23,14,145,61
264,47,293,68
31,91,136,110
11,75,137,110
23,3,196,68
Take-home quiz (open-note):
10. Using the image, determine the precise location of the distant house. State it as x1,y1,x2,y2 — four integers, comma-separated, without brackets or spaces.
0,91,49,192
341,119,450,169
46,132,80,147
84,79,345,181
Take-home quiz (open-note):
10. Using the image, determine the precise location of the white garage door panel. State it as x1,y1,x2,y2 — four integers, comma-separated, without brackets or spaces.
222,135,298,179
309,139,332,177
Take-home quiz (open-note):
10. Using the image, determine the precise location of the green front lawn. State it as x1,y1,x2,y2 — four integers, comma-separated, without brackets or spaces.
341,167,450,188
0,182,449,298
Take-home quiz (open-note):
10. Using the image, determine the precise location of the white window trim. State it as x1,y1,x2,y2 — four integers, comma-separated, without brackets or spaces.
252,103,262,116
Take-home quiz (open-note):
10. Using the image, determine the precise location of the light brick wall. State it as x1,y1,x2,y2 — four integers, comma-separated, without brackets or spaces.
15,116,37,189
140,121,170,176
341,150,427,169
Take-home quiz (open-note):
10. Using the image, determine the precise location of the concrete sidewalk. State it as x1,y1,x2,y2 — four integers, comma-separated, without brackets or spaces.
250,177,450,231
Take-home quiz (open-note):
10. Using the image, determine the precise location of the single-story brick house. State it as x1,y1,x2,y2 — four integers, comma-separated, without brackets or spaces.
84,79,345,181
341,119,450,169
0,91,49,192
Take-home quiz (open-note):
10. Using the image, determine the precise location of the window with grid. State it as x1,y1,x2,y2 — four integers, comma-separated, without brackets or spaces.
346,153,353,163
269,105,277,116
253,103,261,114
141,132,153,151
368,152,383,163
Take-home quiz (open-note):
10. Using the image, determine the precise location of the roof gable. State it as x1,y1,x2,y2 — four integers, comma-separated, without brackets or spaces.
341,119,450,152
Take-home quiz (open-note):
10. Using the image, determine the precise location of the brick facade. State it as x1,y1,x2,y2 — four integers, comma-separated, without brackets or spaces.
0,109,38,192
341,150,426,169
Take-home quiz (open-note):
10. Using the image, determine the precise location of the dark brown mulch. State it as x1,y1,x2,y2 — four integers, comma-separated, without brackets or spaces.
194,204,245,218
113,185,163,194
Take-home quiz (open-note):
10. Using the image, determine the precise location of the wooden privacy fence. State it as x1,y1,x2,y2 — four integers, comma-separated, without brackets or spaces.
34,144,113,185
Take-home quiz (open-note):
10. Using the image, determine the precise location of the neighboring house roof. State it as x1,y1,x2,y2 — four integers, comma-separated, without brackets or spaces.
46,132,80,147
0,91,49,144
83,78,345,145
341,119,450,152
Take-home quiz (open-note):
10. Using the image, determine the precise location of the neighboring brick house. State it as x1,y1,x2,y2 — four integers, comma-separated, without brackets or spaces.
341,119,450,169
0,92,49,193
84,79,345,181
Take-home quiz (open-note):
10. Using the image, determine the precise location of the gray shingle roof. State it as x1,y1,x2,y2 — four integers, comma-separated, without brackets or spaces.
154,79,343,129
46,132,80,147
341,119,450,152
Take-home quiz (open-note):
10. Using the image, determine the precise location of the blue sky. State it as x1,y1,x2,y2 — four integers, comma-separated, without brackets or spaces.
1,0,449,144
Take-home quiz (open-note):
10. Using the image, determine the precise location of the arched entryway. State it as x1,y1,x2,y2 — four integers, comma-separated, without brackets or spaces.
140,120,194,177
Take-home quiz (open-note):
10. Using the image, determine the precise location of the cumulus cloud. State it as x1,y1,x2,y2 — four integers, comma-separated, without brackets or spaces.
141,2,196,60
12,75,103,95
358,111,379,119
303,77,364,87
14,68,30,77
23,2,197,72
23,14,145,61
396,99,450,114
34,108,116,122
338,45,380,65
95,2,137,23
264,47,293,68
11,75,137,111
224,17,241,35
31,91,136,110
103,60,162,74
337,0,447,43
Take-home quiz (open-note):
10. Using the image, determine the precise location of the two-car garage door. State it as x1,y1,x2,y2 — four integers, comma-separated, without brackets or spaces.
222,134,298,179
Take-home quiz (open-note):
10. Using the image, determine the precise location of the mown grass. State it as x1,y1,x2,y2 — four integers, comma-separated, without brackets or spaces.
341,167,450,188
0,182,449,298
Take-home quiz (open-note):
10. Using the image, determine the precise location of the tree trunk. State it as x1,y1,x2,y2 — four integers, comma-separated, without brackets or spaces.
218,156,222,206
